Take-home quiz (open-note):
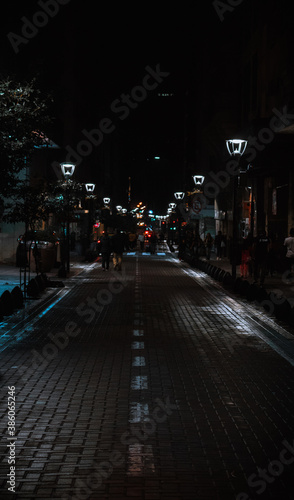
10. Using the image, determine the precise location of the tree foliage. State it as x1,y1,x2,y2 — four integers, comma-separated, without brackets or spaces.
0,75,52,197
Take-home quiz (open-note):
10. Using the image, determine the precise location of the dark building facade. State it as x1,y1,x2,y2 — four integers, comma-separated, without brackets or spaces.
197,0,294,245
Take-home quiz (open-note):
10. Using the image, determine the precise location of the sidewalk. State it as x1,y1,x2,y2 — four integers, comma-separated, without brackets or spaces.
0,253,89,295
188,251,294,306
0,253,95,324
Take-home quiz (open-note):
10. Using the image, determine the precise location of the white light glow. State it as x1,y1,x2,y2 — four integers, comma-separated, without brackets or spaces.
60,163,75,178
193,175,205,186
85,183,95,192
226,139,247,156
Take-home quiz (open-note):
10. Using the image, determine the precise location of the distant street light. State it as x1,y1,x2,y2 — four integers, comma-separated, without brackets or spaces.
193,175,205,187
103,197,111,205
60,163,76,178
226,139,247,156
226,138,248,279
169,203,176,209
85,183,95,193
174,192,185,200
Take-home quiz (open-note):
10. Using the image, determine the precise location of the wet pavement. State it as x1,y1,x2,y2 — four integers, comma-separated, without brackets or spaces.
1,250,294,499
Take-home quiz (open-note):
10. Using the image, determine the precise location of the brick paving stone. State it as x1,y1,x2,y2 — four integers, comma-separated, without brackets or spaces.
1,254,294,498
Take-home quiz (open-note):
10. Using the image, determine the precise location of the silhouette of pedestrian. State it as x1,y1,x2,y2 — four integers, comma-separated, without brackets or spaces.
204,233,214,261
252,230,270,286
100,231,111,271
111,229,126,271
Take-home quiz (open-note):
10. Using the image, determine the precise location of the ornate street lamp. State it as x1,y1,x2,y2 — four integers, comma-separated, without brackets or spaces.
60,163,76,274
226,138,248,278
192,175,205,187
85,184,96,246
85,183,95,193
226,139,247,157
174,191,185,200
60,163,75,178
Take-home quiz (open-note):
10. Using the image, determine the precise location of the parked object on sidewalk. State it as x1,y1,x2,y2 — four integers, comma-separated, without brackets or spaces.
1,289,14,316
284,228,294,275
269,292,292,321
11,286,24,309
27,278,40,298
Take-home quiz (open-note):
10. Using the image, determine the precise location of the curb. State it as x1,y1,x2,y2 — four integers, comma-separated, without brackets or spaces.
184,254,294,331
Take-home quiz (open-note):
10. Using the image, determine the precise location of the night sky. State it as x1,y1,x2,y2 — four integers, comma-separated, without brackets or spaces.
1,1,250,212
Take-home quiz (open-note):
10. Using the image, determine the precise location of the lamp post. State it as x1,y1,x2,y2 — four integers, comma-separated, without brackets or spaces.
173,192,185,244
60,163,76,274
85,183,95,193
192,175,205,189
85,183,96,249
226,139,248,278
174,192,185,201
190,175,205,239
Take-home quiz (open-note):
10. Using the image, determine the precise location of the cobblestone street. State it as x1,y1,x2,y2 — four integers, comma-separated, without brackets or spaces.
1,252,294,499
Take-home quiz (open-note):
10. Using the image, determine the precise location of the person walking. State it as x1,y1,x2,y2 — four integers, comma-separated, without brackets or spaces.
149,231,158,255
214,230,224,260
284,228,294,277
100,231,111,271
240,233,253,279
204,232,214,261
252,230,270,286
138,233,144,252
128,232,137,250
111,229,126,271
